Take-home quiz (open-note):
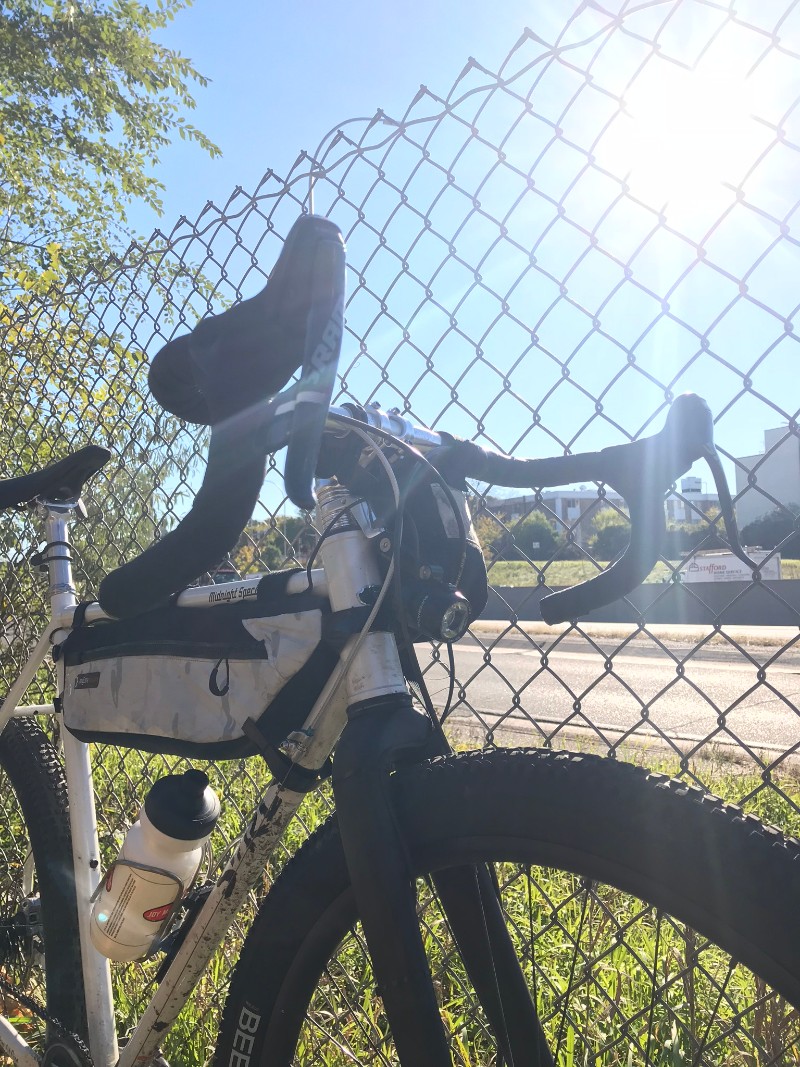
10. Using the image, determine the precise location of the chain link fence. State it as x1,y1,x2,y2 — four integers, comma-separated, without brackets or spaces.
2,0,800,1060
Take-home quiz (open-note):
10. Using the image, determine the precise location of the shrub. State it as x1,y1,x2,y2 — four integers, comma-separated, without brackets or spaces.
588,508,630,560
493,511,559,561
741,505,800,555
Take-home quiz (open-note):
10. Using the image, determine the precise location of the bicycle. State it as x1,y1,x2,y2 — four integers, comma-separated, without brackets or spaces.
0,214,798,1067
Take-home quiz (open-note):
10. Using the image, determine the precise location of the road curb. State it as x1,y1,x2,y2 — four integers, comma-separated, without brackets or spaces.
469,618,800,649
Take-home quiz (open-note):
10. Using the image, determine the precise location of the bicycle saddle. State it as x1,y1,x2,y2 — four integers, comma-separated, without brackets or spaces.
148,214,345,427
0,445,112,511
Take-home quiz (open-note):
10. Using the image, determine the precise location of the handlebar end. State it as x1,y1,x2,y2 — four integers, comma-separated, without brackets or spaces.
283,225,346,511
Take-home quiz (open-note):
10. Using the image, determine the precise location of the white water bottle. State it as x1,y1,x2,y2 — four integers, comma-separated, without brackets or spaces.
90,769,220,962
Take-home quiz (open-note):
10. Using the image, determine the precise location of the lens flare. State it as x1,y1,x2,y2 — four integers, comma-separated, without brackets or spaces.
600,57,759,214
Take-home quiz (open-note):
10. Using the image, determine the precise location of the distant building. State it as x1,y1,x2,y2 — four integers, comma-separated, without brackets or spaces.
484,479,719,549
483,488,622,549
664,478,720,526
735,427,800,530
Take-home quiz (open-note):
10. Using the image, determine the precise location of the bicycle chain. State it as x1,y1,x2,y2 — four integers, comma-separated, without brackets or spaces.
0,972,93,1067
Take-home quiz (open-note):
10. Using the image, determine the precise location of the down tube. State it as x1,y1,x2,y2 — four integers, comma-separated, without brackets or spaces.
117,660,349,1067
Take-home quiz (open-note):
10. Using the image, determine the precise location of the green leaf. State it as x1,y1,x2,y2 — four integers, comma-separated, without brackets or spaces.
0,0,219,283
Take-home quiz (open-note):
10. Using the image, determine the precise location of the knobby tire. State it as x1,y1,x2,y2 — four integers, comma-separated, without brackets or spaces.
0,718,86,1050
216,748,800,1067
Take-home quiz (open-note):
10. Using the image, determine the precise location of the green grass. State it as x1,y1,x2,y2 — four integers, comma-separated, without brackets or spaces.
88,748,338,1066
78,747,800,1066
9,678,800,1064
487,559,800,587
292,793,800,1066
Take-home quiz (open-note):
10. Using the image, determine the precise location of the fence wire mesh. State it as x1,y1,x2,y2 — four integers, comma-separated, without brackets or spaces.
1,0,800,1060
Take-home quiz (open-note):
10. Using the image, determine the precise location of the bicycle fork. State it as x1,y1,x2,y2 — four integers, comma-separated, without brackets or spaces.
318,481,554,1067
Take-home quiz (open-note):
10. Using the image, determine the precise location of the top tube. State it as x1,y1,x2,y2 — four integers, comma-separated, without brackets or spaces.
73,569,329,628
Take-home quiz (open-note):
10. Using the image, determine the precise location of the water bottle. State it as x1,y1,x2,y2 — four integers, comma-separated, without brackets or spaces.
90,769,220,962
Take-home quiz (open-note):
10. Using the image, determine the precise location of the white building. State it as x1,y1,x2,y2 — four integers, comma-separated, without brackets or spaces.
664,477,720,526
735,427,800,530
486,479,719,549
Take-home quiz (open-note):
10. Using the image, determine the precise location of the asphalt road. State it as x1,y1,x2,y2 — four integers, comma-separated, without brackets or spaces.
419,628,800,758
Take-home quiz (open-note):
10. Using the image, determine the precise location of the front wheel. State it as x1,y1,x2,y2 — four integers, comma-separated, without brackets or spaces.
217,749,800,1066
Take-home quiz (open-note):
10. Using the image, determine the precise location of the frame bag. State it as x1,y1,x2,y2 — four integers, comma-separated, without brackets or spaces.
57,583,339,759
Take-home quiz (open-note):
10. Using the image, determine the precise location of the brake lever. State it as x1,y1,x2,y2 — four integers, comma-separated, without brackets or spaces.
657,393,755,568
702,445,756,570
539,394,756,623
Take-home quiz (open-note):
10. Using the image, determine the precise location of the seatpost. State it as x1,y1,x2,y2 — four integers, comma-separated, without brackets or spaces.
39,498,84,624
0,499,87,731
38,497,120,1067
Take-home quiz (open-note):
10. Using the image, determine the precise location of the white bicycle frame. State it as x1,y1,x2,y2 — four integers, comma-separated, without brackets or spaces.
0,476,410,1067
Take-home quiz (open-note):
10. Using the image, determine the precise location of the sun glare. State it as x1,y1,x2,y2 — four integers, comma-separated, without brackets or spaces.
600,58,757,215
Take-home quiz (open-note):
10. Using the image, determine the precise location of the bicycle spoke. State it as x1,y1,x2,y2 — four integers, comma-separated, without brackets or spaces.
643,907,663,1066
286,862,800,1065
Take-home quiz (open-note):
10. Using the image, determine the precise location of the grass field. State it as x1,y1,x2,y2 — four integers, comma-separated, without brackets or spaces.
83,748,799,1067
487,558,800,587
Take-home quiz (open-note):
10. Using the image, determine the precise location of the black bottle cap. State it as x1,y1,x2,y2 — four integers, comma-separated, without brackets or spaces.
144,769,221,841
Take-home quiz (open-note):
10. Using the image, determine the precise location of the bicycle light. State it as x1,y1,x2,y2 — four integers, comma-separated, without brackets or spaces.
404,582,471,642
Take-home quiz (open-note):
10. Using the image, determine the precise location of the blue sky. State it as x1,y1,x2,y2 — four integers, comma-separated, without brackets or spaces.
126,0,800,514
134,0,536,231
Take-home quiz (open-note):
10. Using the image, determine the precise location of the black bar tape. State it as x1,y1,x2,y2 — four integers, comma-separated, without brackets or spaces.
98,414,268,619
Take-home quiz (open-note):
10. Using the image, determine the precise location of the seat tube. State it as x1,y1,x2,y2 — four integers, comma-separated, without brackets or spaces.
41,501,119,1067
